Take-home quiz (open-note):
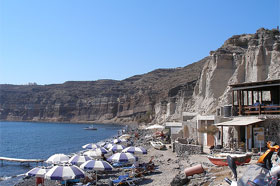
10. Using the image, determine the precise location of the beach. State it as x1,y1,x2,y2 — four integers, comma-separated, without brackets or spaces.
11,125,261,186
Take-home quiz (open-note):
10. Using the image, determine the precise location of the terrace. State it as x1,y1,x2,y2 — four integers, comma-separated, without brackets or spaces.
230,79,280,116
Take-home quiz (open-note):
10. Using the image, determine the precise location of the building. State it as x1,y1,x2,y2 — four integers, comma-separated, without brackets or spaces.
215,79,280,151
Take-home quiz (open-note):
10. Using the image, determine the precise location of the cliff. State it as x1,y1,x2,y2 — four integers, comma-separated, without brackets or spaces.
186,28,280,115
0,60,205,123
1,28,280,124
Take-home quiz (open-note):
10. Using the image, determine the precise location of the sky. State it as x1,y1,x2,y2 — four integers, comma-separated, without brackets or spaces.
0,0,279,85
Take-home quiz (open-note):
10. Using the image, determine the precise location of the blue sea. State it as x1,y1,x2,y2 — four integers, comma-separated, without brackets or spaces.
0,121,123,186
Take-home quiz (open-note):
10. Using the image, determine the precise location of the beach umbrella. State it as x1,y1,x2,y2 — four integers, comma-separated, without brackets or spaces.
109,144,125,153
68,155,92,166
26,167,49,177
146,124,164,130
83,150,101,159
80,160,113,184
82,143,100,149
46,154,69,164
80,160,113,171
96,141,106,147
122,146,147,155
84,147,109,159
107,152,136,163
45,165,85,182
94,147,109,155
119,134,131,140
112,138,127,144
104,143,114,150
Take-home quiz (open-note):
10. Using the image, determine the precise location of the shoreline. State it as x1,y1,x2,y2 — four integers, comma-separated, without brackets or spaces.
0,119,141,126
2,123,259,186
0,122,125,186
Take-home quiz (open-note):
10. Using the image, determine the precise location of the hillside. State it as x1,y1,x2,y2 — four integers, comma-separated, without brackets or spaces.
1,28,280,124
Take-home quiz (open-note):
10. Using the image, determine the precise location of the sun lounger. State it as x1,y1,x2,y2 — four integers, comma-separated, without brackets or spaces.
110,174,141,186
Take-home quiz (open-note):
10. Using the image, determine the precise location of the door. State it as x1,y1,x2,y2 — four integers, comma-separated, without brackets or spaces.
253,127,265,148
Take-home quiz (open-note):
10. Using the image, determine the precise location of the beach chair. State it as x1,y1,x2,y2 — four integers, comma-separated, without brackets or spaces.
110,174,141,186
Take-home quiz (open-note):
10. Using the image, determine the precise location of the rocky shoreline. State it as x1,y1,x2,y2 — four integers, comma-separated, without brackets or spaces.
10,125,261,186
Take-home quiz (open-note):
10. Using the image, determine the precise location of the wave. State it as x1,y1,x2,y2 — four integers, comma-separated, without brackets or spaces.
0,176,12,181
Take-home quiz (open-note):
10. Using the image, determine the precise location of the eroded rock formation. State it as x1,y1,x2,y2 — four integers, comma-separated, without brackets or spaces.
1,28,279,124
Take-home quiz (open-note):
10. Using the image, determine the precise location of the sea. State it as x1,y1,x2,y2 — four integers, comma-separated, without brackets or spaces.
0,121,123,186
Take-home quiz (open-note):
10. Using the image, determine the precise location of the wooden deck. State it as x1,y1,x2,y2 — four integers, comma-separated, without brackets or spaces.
0,156,44,165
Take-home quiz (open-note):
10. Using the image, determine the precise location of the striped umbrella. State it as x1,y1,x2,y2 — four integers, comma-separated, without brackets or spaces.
119,134,131,140
45,165,85,181
26,167,49,177
80,160,113,184
84,147,109,159
46,154,69,164
109,144,125,153
122,146,147,155
68,155,92,166
82,143,100,149
107,152,136,163
96,141,106,147
80,160,113,171
112,138,127,144
104,143,114,150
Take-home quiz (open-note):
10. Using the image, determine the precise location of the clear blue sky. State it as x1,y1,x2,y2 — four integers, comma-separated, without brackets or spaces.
0,0,279,85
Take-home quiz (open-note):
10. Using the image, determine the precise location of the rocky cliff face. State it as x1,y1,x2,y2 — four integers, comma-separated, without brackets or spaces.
0,61,204,123
185,28,280,115
1,28,279,124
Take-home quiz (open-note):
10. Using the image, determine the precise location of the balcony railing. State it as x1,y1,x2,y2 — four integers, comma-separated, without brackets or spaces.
243,105,280,115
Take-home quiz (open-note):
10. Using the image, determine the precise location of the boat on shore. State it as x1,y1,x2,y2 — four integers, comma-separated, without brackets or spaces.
150,141,165,150
207,152,252,166
83,125,97,130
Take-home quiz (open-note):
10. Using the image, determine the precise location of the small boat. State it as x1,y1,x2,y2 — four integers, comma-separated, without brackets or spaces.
150,141,165,150
207,152,252,166
83,125,97,130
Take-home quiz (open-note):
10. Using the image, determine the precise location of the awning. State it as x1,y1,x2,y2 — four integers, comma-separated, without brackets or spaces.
215,117,265,126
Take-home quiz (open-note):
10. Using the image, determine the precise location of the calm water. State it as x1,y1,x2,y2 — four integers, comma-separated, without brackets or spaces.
0,121,123,185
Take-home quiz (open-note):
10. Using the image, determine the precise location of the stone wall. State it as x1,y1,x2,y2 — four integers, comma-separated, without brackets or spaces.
174,140,203,156
263,115,280,145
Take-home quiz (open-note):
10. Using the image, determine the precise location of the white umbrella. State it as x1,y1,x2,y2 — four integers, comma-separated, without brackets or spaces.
26,167,49,177
84,147,109,159
109,144,125,153
146,124,164,130
45,165,85,184
119,134,131,140
112,138,127,144
46,154,69,164
82,143,100,149
68,155,92,166
104,143,114,150
122,146,147,155
80,160,113,171
107,152,136,163
80,160,113,184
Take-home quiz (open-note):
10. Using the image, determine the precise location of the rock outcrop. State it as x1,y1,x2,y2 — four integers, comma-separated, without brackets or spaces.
0,61,204,123
185,28,280,115
1,28,280,124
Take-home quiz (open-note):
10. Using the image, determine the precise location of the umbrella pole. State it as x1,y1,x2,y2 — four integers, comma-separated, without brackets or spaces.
96,170,98,186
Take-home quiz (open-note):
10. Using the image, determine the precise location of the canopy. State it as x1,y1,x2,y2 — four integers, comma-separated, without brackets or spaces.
214,117,265,126
107,152,136,163
80,160,113,171
122,146,147,155
82,143,100,149
45,165,85,181
46,154,69,164
26,167,49,178
146,124,164,130
68,155,91,166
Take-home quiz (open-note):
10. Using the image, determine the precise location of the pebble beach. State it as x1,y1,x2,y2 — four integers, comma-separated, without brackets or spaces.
12,125,260,186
